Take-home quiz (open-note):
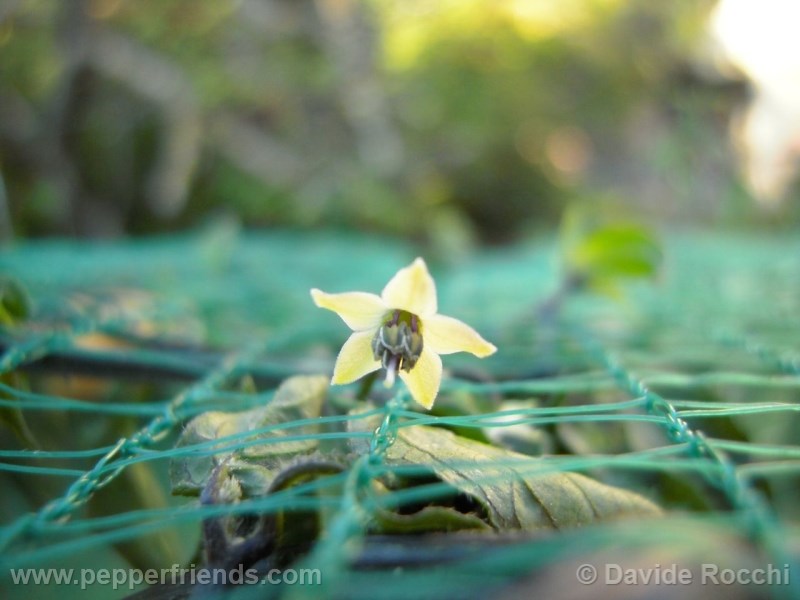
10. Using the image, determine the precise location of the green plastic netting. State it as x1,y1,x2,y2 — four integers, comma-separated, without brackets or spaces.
0,229,799,600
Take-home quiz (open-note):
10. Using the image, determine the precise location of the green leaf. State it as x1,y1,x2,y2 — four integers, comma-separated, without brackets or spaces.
372,504,490,534
350,411,661,531
0,373,38,448
367,477,491,534
0,277,31,327
0,405,38,448
559,204,662,291
569,226,661,279
90,461,196,571
0,280,36,446
170,375,329,496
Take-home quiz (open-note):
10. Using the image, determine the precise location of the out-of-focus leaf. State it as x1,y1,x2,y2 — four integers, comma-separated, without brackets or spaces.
170,375,328,496
568,226,661,279
350,411,661,531
367,477,491,534
0,278,37,446
559,205,662,295
0,411,38,448
557,419,631,456
90,461,195,571
0,277,31,327
0,412,37,448
373,504,490,534
0,373,38,447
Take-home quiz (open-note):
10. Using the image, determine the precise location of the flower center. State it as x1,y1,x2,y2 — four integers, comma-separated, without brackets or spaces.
372,309,423,387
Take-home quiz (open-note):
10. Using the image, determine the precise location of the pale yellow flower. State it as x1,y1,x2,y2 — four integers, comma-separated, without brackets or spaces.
311,258,496,409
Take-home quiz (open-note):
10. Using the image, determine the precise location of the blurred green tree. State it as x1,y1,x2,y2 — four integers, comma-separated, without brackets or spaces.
0,0,739,244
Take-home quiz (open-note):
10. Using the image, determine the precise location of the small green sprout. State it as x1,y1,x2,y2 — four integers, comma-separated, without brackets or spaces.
535,204,662,322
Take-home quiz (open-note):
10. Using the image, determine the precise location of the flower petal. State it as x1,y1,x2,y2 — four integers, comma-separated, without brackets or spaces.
332,330,381,385
381,258,437,317
311,289,387,331
424,314,497,357
399,347,442,410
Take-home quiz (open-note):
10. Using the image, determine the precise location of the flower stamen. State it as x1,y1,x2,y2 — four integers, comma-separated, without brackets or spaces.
372,310,425,387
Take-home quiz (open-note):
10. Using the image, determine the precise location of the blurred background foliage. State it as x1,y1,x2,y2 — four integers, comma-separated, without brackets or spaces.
1,0,799,246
